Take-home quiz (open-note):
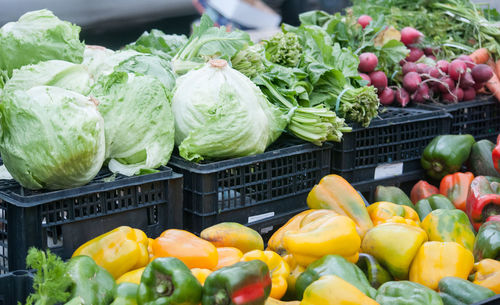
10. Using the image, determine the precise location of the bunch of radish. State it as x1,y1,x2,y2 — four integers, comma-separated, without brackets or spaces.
358,25,496,107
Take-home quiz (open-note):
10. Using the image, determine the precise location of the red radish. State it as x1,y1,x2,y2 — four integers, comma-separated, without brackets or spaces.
436,60,449,74
402,62,418,75
457,55,475,69
359,73,371,85
429,67,441,79
358,15,373,29
401,27,424,46
471,64,494,83
424,47,435,56
403,72,422,93
379,87,395,105
358,52,379,73
443,87,464,103
427,55,437,61
369,71,388,91
400,59,407,66
412,83,430,103
396,87,410,107
416,63,430,74
406,48,425,62
449,60,467,81
458,72,475,88
463,87,476,101
437,77,456,93
473,82,485,90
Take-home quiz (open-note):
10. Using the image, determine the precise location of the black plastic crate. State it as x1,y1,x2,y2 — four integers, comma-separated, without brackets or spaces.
416,95,500,142
0,167,183,274
168,141,331,234
0,270,33,305
331,107,451,183
352,170,425,204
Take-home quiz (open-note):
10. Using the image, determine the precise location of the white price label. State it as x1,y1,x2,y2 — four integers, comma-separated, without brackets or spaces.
374,162,404,180
248,212,275,223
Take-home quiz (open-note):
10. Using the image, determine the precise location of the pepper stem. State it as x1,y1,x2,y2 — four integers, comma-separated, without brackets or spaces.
156,274,174,296
432,161,443,173
214,291,230,305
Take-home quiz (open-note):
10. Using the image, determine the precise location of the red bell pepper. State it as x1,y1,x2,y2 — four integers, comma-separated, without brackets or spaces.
466,176,500,231
410,180,439,204
440,172,475,211
486,215,500,223
493,135,500,174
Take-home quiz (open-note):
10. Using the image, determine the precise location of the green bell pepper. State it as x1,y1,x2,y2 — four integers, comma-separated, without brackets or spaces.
421,135,475,180
111,283,139,305
376,281,443,305
356,253,393,289
295,254,377,300
66,255,116,305
415,194,455,221
375,186,414,208
138,257,202,305
202,260,271,305
438,276,495,305
473,220,500,261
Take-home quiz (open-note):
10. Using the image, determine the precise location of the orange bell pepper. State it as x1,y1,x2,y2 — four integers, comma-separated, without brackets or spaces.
240,250,290,300
440,172,474,211
214,247,243,270
152,229,218,270
307,175,373,238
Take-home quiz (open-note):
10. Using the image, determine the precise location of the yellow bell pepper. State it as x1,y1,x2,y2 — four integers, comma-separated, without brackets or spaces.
367,201,420,226
471,259,500,293
200,222,264,253
409,241,474,290
384,216,420,227
116,266,145,285
283,212,361,267
285,264,305,300
72,226,149,279
240,250,290,300
267,210,314,255
300,275,380,305
191,268,212,285
307,174,373,238
265,298,300,305
361,223,427,280
147,237,154,260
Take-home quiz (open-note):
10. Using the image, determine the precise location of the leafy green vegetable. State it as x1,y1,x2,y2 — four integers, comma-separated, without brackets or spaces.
171,14,251,75
265,32,303,67
173,60,287,161
2,60,92,96
126,29,187,60
91,72,174,175
0,9,84,76
231,44,266,79
0,86,105,190
24,248,70,305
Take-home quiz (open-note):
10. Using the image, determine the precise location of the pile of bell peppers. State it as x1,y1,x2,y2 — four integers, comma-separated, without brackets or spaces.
23,152,500,305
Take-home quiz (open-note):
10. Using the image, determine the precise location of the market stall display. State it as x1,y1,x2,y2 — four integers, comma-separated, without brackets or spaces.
1,0,500,304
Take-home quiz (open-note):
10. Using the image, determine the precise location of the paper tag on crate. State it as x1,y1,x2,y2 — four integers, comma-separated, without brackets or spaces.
374,162,404,180
260,226,274,234
248,211,275,223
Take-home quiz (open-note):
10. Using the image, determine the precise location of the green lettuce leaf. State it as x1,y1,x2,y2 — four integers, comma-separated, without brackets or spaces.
126,29,187,60
91,72,174,175
171,14,251,75
0,9,84,76
0,86,105,190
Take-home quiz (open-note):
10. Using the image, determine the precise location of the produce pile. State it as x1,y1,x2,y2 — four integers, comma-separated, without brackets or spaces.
19,133,500,305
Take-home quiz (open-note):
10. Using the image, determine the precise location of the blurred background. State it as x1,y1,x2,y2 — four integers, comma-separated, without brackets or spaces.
0,0,497,49
0,0,350,49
